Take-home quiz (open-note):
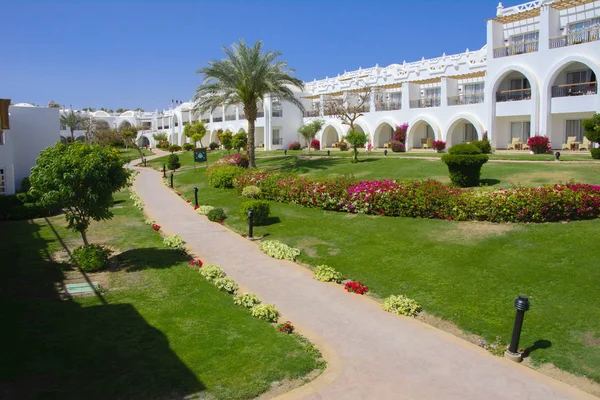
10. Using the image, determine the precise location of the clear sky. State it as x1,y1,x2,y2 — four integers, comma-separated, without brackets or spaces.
1,0,500,111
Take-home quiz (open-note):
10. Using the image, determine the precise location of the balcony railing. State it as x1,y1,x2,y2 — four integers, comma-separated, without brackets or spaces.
409,97,441,108
375,102,401,111
303,110,320,117
448,93,485,106
212,116,223,122
225,114,236,121
201,118,210,123
550,27,600,49
272,137,283,145
257,111,265,118
551,82,597,97
493,41,539,58
272,110,283,117
496,88,531,102
350,104,370,113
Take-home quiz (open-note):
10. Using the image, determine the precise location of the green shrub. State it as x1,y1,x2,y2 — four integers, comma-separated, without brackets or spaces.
167,154,181,171
195,205,215,215
241,185,262,199
259,240,300,261
206,165,244,188
591,148,600,159
239,200,270,225
213,276,238,294
314,265,344,283
442,144,489,187
182,143,194,151
20,177,31,193
200,264,225,281
71,244,112,272
338,142,348,151
207,207,226,222
209,142,219,150
233,293,261,309
0,193,58,221
163,234,186,252
472,138,492,154
251,303,280,322
168,145,182,153
381,295,422,317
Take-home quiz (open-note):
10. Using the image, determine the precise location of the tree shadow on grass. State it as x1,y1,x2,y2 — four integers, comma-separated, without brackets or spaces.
259,216,281,227
116,248,189,272
0,220,204,400
480,178,501,186
522,339,552,358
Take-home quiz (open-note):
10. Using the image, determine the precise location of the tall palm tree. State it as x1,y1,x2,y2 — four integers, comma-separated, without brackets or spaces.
193,40,304,168
60,109,85,142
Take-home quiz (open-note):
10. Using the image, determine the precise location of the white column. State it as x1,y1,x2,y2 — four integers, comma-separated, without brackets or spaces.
235,105,240,120
264,96,272,150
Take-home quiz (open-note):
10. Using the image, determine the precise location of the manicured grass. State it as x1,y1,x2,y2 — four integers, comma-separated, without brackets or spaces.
162,155,600,383
118,148,154,159
146,149,229,169
0,190,321,399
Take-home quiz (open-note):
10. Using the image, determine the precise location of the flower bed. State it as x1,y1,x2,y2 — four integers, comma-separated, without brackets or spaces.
232,170,600,223
344,281,368,295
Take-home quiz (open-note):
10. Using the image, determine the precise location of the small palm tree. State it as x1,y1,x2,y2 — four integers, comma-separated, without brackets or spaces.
60,109,85,142
193,40,304,167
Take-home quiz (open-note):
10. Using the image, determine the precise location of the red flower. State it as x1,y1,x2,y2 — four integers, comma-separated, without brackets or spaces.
188,259,203,267
151,224,161,231
194,205,199,210
218,220,224,225
344,281,368,295
186,200,191,203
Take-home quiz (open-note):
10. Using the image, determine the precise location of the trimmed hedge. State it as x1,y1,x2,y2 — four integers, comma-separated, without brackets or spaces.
239,200,270,225
442,144,488,187
591,148,600,159
207,165,245,188
0,193,60,221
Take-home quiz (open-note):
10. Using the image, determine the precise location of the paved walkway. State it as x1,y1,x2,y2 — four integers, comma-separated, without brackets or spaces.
132,161,594,400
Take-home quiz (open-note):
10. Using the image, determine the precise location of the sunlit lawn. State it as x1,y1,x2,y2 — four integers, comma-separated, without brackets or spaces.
148,152,600,383
0,190,321,400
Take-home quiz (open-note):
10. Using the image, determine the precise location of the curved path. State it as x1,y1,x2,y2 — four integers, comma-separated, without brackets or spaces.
131,161,594,400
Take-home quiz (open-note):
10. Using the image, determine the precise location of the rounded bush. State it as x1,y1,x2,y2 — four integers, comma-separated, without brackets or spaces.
206,165,244,188
71,244,112,272
390,141,406,153
442,154,489,187
239,200,270,226
241,185,262,199
448,143,482,155
182,143,194,151
472,139,492,154
168,145,182,153
209,142,219,150
207,207,226,222
288,142,301,150
251,303,280,322
591,148,600,159
338,142,349,151
167,154,181,171
214,153,249,169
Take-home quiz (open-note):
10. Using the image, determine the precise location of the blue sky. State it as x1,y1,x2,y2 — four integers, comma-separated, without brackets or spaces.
1,0,499,111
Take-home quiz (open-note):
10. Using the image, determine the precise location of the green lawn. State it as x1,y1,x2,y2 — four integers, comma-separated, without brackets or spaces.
151,153,600,383
118,148,154,161
0,190,321,399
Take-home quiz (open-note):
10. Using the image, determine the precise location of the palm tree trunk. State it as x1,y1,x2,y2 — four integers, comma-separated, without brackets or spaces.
248,118,256,168
70,127,75,143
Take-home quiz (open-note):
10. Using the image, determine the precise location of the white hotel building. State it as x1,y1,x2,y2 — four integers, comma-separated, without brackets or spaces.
114,0,599,153
1,0,599,195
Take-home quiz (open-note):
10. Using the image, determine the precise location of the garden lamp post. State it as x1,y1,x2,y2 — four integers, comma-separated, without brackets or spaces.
194,187,198,207
327,150,330,156
163,164,167,178
170,172,174,189
505,295,530,362
384,149,388,156
284,149,287,155
555,151,561,161
247,209,254,238
143,158,147,167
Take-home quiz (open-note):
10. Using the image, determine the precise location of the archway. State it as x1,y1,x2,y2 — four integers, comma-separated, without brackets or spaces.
118,120,132,132
373,121,395,148
137,136,150,148
321,125,341,148
408,120,437,149
447,119,480,147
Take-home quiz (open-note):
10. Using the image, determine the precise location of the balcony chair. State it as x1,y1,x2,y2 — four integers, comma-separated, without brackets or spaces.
562,136,577,150
522,141,530,151
507,137,521,150
423,138,433,149
579,136,591,151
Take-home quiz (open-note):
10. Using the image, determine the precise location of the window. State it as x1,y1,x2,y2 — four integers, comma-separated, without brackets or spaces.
567,70,594,84
0,131,4,145
272,128,282,145
510,78,530,90
510,31,539,44
568,17,600,33
465,124,477,142
0,168,5,194
511,121,531,142
424,87,441,98
425,125,435,139
566,120,585,142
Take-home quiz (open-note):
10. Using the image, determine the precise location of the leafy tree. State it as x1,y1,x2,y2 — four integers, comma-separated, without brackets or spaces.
116,108,128,114
82,107,96,112
219,130,233,154
345,129,368,163
183,121,207,147
47,100,60,108
29,143,130,245
121,125,142,157
582,114,600,144
298,120,324,152
134,107,144,112
153,132,168,142
167,154,181,171
60,109,85,142
193,39,304,168
323,87,371,132
231,131,248,152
